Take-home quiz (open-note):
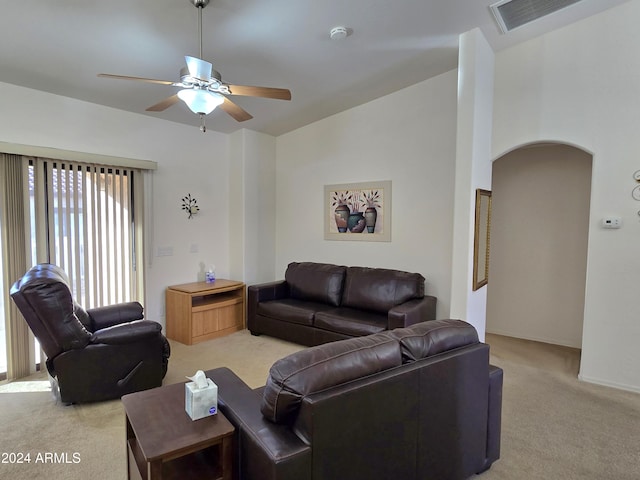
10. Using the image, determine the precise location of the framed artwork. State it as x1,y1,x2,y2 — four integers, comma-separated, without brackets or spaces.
472,188,492,291
324,180,391,242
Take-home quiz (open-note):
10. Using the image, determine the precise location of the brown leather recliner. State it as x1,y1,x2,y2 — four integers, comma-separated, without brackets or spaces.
10,263,170,404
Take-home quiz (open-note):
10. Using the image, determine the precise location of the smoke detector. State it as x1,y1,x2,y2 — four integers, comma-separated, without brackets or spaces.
329,26,350,40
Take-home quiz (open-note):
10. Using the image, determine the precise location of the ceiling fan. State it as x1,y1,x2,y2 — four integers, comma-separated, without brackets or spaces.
97,0,291,132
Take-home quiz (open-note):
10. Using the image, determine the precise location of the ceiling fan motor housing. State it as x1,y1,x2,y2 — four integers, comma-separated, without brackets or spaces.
180,66,222,85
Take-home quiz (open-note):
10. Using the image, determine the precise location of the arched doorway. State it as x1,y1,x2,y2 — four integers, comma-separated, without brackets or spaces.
486,143,592,349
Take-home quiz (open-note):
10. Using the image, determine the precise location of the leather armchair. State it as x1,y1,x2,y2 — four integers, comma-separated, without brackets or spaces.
10,263,170,404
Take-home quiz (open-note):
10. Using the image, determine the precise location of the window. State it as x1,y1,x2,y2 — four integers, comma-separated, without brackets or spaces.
33,160,140,308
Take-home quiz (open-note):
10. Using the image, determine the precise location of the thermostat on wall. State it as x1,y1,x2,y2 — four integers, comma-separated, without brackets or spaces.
601,216,622,229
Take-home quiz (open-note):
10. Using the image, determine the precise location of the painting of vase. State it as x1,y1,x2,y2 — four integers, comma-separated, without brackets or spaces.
324,181,391,242
334,204,350,232
364,207,377,233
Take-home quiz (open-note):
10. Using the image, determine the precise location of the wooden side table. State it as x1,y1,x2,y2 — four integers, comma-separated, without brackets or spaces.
166,280,246,345
123,382,235,480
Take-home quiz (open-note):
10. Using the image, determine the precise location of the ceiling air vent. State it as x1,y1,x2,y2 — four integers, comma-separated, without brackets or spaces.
490,0,583,33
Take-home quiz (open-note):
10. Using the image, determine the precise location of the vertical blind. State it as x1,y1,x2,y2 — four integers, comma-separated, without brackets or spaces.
0,154,32,379
34,159,139,308
1,153,147,381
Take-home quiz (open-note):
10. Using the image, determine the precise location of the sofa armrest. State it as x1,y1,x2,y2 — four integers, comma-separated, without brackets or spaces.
86,302,144,331
478,364,503,473
248,281,290,334
206,367,311,480
387,295,437,329
248,280,290,303
90,320,162,345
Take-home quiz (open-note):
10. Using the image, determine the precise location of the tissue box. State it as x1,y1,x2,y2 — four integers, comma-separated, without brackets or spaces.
185,378,218,421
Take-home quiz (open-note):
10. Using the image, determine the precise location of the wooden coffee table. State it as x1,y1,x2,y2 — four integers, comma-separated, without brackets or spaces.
122,382,235,480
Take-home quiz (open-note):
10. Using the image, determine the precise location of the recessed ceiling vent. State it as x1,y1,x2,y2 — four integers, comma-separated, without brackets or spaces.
490,0,583,33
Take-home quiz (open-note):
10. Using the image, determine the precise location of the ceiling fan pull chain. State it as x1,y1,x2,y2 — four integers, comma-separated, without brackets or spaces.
199,113,207,133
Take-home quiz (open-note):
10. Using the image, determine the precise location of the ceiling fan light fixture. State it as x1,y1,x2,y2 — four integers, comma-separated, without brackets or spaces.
177,88,224,115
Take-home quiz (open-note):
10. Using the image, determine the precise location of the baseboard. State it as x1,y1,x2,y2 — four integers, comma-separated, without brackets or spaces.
485,328,581,349
577,374,640,395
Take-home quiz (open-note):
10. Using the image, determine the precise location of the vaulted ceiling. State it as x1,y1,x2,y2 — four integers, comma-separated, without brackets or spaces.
0,0,628,136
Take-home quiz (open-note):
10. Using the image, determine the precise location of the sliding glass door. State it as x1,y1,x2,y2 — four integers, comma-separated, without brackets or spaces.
1,154,145,382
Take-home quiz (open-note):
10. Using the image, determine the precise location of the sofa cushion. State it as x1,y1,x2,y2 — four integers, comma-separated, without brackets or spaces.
257,299,335,326
261,333,401,424
388,319,479,362
314,308,388,336
342,267,425,314
285,262,346,307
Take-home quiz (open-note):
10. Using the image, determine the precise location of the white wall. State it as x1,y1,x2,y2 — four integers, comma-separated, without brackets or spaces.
275,70,458,318
229,130,245,282
0,82,229,329
493,0,640,392
450,29,494,340
487,145,591,348
228,129,277,285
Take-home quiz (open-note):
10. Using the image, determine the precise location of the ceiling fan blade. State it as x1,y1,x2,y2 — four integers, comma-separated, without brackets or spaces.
97,73,174,86
227,84,292,100
185,56,212,81
146,94,180,112
219,97,253,122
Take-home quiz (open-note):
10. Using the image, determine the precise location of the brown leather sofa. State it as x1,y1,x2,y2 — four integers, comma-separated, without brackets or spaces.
207,319,503,480
10,263,170,404
248,262,437,346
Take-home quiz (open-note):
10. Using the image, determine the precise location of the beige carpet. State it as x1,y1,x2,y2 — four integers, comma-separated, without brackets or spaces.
0,330,638,480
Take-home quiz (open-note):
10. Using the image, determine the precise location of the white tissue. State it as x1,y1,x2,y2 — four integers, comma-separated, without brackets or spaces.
186,370,208,389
